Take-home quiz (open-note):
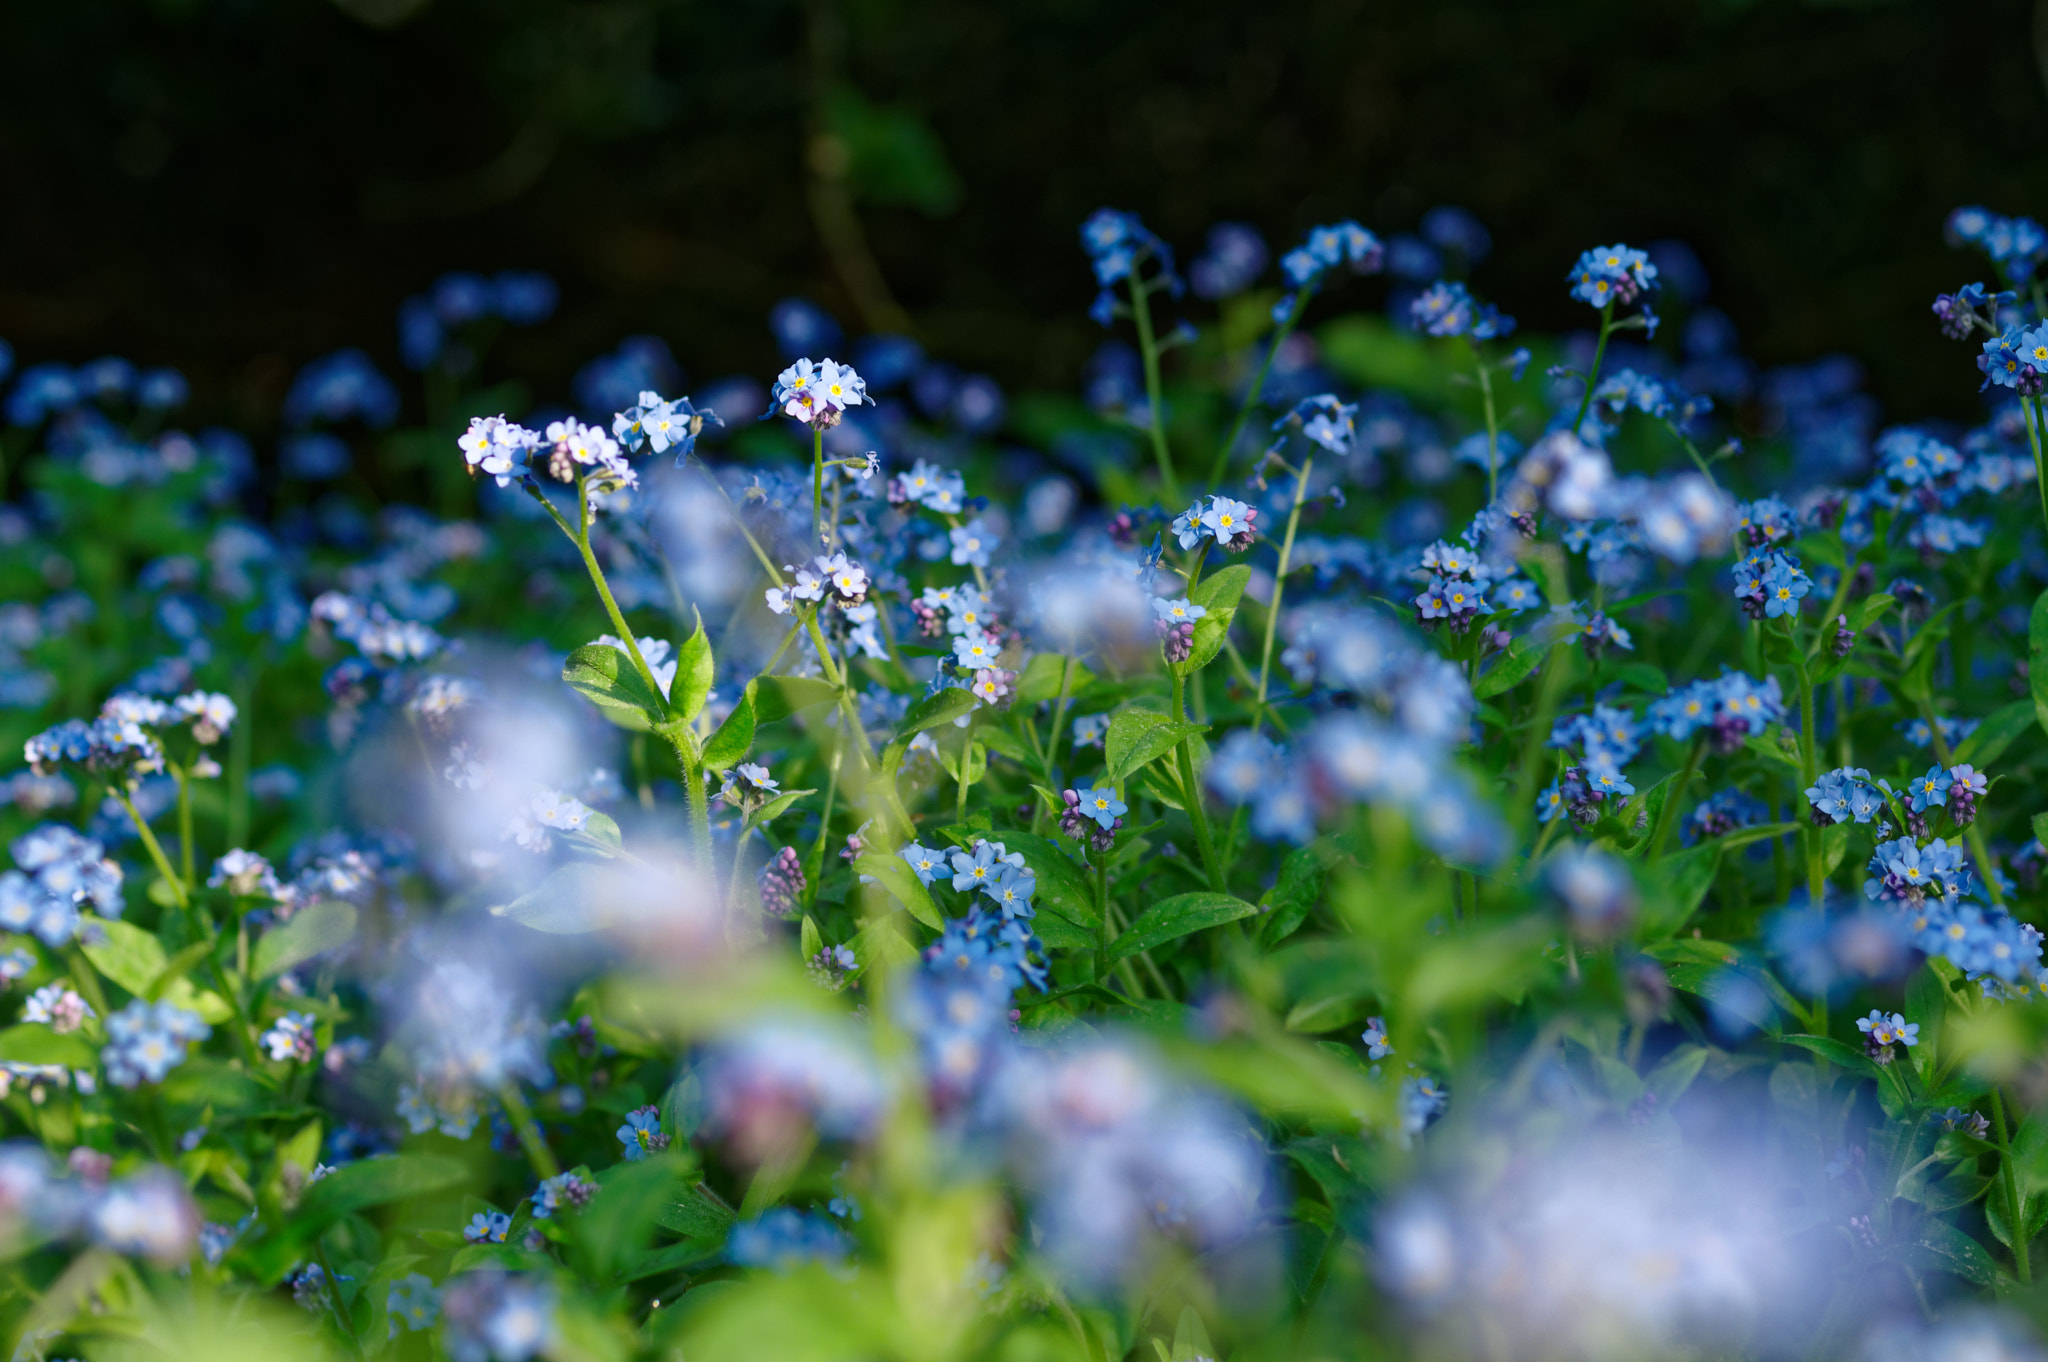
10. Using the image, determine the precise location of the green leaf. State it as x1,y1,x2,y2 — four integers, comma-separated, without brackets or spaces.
492,862,613,934
1613,661,1669,694
299,1153,471,1227
148,940,217,1000
81,918,167,996
1028,907,1096,952
848,911,920,972
1717,821,1800,851
754,675,839,725
578,1157,688,1283
673,614,715,723
749,787,816,827
1179,611,1239,678
1189,564,1251,613
1892,1216,2002,1286
1108,891,1258,962
999,830,1100,933
1105,706,1206,784
851,851,942,931
1015,653,1095,705
0,1023,96,1068
1644,1044,1709,1108
799,916,824,962
1780,1033,1880,1078
702,682,758,772
656,1183,737,1245
2030,588,2048,741
1955,699,2036,767
578,812,623,853
1637,843,1720,940
1472,637,1544,699
1171,565,1252,676
1258,844,1329,949
251,900,359,978
1905,962,1950,1080
1284,992,1375,1034
895,686,981,743
562,644,667,726
1171,1306,1216,1362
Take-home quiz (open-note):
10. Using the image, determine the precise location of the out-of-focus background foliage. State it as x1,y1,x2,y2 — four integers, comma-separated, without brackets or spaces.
0,0,2038,436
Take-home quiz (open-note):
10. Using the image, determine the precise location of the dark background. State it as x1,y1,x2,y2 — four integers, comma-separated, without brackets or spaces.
0,0,2040,435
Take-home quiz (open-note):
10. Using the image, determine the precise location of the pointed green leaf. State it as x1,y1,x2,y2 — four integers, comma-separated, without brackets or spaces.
1473,636,1544,699
998,829,1100,933
0,1024,97,1068
1258,843,1328,948
848,908,922,970
1105,707,1206,784
673,613,715,723
563,644,667,726
1189,564,1250,613
851,851,941,930
492,862,612,934
895,685,981,742
799,915,824,962
702,682,758,772
251,900,359,978
1644,1044,1709,1108
1108,891,1258,961
81,918,166,996
754,675,839,725
575,811,623,854
750,787,815,827
1955,699,2036,767
1891,1216,2002,1286
1637,843,1720,940
1780,1033,1880,1078
1015,653,1095,705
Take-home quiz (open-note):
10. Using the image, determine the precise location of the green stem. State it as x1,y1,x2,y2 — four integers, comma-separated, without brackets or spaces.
209,956,262,1068
498,1083,561,1181
1514,646,1571,837
2027,396,2048,543
1170,671,1226,893
1093,854,1111,985
1995,1086,2032,1283
532,479,670,717
1646,739,1705,860
954,714,978,823
1921,701,2005,908
1207,293,1303,493
311,1237,361,1353
227,670,253,850
1794,654,1824,911
683,753,713,868
1570,303,1616,435
1252,452,1312,734
63,945,108,1022
811,426,826,548
115,789,188,910
728,826,755,914
174,767,195,891
1128,273,1181,506
805,746,841,909
801,609,877,772
1475,355,1500,505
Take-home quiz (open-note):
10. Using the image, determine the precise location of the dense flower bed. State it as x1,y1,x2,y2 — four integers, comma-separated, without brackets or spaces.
0,196,2046,1361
